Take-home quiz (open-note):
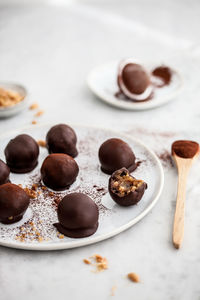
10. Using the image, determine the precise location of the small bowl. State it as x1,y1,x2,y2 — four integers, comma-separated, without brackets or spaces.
0,82,28,118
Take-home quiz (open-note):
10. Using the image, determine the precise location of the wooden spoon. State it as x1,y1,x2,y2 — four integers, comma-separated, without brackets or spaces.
172,140,199,249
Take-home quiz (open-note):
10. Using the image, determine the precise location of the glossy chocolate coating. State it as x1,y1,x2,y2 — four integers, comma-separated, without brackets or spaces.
41,153,79,191
5,134,39,173
108,168,147,206
118,63,150,95
0,159,10,185
46,124,78,157
0,183,30,224
99,138,137,175
54,193,99,238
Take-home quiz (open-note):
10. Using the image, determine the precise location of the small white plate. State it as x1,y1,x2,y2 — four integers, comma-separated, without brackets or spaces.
0,82,28,118
0,124,164,250
87,61,183,110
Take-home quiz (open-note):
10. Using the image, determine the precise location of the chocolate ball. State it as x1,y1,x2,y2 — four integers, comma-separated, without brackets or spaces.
0,183,30,224
152,66,172,87
46,124,78,157
41,153,79,191
99,138,137,175
108,168,147,206
0,159,10,185
118,61,152,101
5,134,39,173
54,193,99,238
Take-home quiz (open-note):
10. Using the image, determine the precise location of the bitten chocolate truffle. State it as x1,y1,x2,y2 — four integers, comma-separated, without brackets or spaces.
0,159,10,185
99,138,137,175
117,60,152,101
152,65,172,87
41,153,79,191
46,124,78,157
54,193,99,238
108,168,147,206
0,183,30,224
5,134,39,173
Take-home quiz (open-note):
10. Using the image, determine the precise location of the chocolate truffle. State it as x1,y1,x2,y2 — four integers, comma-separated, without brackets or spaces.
117,60,152,101
41,153,79,191
46,124,78,157
99,138,137,175
0,159,10,185
152,65,172,87
108,168,147,206
5,134,39,173
54,193,99,238
0,183,30,224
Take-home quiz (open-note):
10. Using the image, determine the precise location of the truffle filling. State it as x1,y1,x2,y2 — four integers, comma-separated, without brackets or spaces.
110,169,144,197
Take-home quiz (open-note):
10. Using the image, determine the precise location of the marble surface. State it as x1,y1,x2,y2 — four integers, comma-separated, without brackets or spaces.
0,2,200,299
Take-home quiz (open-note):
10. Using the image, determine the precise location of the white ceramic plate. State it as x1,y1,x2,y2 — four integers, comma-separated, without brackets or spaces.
87,61,183,110
0,124,164,250
0,82,28,118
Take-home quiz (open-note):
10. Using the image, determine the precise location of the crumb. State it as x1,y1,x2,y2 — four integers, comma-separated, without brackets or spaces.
29,102,39,110
35,110,44,117
111,286,117,296
24,187,37,199
83,259,91,265
31,184,38,191
32,120,37,124
42,186,47,191
127,272,140,283
57,233,64,239
37,140,46,147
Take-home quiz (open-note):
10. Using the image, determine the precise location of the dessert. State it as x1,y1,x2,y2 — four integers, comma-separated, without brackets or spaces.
5,134,39,173
41,153,79,190
117,60,152,101
46,124,78,157
108,168,147,206
0,183,30,224
54,193,99,238
152,65,172,87
99,138,137,174
0,159,10,185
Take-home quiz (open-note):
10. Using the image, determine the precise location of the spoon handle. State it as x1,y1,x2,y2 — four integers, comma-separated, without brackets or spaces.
173,165,189,249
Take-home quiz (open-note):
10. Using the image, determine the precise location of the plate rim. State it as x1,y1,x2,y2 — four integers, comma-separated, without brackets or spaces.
0,122,164,251
87,60,183,111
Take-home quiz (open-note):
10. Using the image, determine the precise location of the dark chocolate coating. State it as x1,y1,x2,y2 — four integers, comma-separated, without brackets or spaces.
46,124,78,157
0,183,30,224
108,168,147,206
152,66,172,87
41,153,79,191
119,63,150,95
99,138,137,175
54,193,99,238
4,134,39,173
0,159,10,185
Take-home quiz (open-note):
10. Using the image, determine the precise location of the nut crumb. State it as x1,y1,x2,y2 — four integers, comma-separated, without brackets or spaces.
0,87,24,107
111,286,117,296
35,110,44,117
24,187,37,199
85,254,108,272
37,140,46,147
32,120,37,124
83,259,91,265
127,272,140,283
57,234,64,239
29,102,39,110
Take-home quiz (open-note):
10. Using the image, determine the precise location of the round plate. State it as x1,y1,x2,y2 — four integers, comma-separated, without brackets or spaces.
0,82,28,118
0,124,164,250
87,61,183,110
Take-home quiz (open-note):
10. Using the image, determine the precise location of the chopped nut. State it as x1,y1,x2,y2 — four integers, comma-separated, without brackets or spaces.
24,187,37,198
37,236,43,242
42,186,47,190
37,140,46,147
94,254,103,263
58,234,64,239
35,110,44,117
31,184,38,191
29,102,39,110
83,259,91,265
32,120,37,124
127,272,140,283
0,87,24,108
96,257,108,271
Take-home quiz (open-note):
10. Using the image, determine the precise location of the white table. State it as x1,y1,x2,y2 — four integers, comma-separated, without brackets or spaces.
0,2,200,299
